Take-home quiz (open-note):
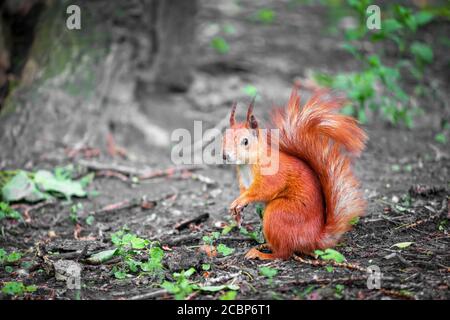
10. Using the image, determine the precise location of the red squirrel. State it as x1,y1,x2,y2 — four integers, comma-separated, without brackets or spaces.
222,88,367,260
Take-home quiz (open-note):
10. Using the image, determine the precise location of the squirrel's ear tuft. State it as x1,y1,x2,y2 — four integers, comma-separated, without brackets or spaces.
249,114,258,129
246,97,256,123
230,102,237,126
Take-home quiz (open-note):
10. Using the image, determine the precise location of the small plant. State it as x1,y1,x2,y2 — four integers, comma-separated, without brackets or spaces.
240,226,265,243
316,1,438,127
162,268,197,300
2,281,37,296
0,202,21,221
334,284,345,299
70,203,83,224
1,166,94,203
201,231,236,257
110,229,165,280
0,248,22,265
202,232,220,246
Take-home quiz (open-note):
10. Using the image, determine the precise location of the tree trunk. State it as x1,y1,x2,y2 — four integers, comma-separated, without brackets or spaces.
141,0,198,92
0,0,198,166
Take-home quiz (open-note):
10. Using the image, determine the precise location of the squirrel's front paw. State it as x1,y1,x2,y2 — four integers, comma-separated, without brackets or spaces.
229,198,247,227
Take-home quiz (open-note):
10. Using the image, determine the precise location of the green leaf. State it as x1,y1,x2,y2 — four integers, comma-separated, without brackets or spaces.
2,171,47,202
410,42,433,65
357,109,367,124
216,244,234,256
86,249,117,264
211,37,230,54
223,24,236,35
259,266,278,278
34,170,86,200
2,282,26,296
79,173,95,188
183,267,196,278
85,215,95,226
221,223,236,235
392,241,413,249
255,9,275,24
0,202,22,220
25,285,37,293
114,270,127,279
255,203,265,218
202,263,211,271
341,43,360,58
414,11,434,26
198,285,226,292
161,281,178,293
0,248,6,262
349,217,360,226
435,133,447,144
220,290,237,300
242,85,258,97
199,284,240,292
315,248,346,263
130,236,149,249
382,19,403,33
150,246,164,261
6,252,22,263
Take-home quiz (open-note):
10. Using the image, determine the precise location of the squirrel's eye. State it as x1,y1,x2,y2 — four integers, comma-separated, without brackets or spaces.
242,138,248,146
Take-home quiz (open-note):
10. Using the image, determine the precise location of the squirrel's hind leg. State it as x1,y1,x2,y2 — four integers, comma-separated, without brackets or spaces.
245,243,272,260
245,244,291,260
245,247,276,260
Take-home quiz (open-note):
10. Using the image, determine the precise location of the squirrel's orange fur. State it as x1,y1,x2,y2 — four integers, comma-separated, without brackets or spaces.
222,88,367,260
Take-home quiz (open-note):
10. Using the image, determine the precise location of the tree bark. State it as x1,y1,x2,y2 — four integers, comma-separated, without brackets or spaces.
141,0,198,92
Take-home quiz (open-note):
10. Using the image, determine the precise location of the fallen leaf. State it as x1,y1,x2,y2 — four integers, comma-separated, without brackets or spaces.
2,171,47,202
392,242,414,249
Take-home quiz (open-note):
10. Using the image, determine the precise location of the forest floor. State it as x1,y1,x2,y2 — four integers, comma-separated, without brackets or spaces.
0,0,449,300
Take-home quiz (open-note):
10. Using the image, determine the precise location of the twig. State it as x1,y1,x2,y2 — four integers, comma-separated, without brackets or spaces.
379,288,415,300
86,196,160,216
395,214,439,230
158,233,203,247
293,254,366,272
11,200,56,223
203,272,241,285
78,159,206,180
138,164,205,180
128,289,168,300
278,275,368,289
78,159,147,176
95,170,129,182
174,213,209,231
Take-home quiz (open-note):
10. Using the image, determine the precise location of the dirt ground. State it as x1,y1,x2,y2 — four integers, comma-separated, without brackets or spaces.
0,0,449,300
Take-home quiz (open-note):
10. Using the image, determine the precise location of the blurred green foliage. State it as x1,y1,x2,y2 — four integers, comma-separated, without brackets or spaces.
313,0,447,128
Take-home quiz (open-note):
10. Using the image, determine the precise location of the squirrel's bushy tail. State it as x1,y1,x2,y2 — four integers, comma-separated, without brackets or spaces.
272,88,368,248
